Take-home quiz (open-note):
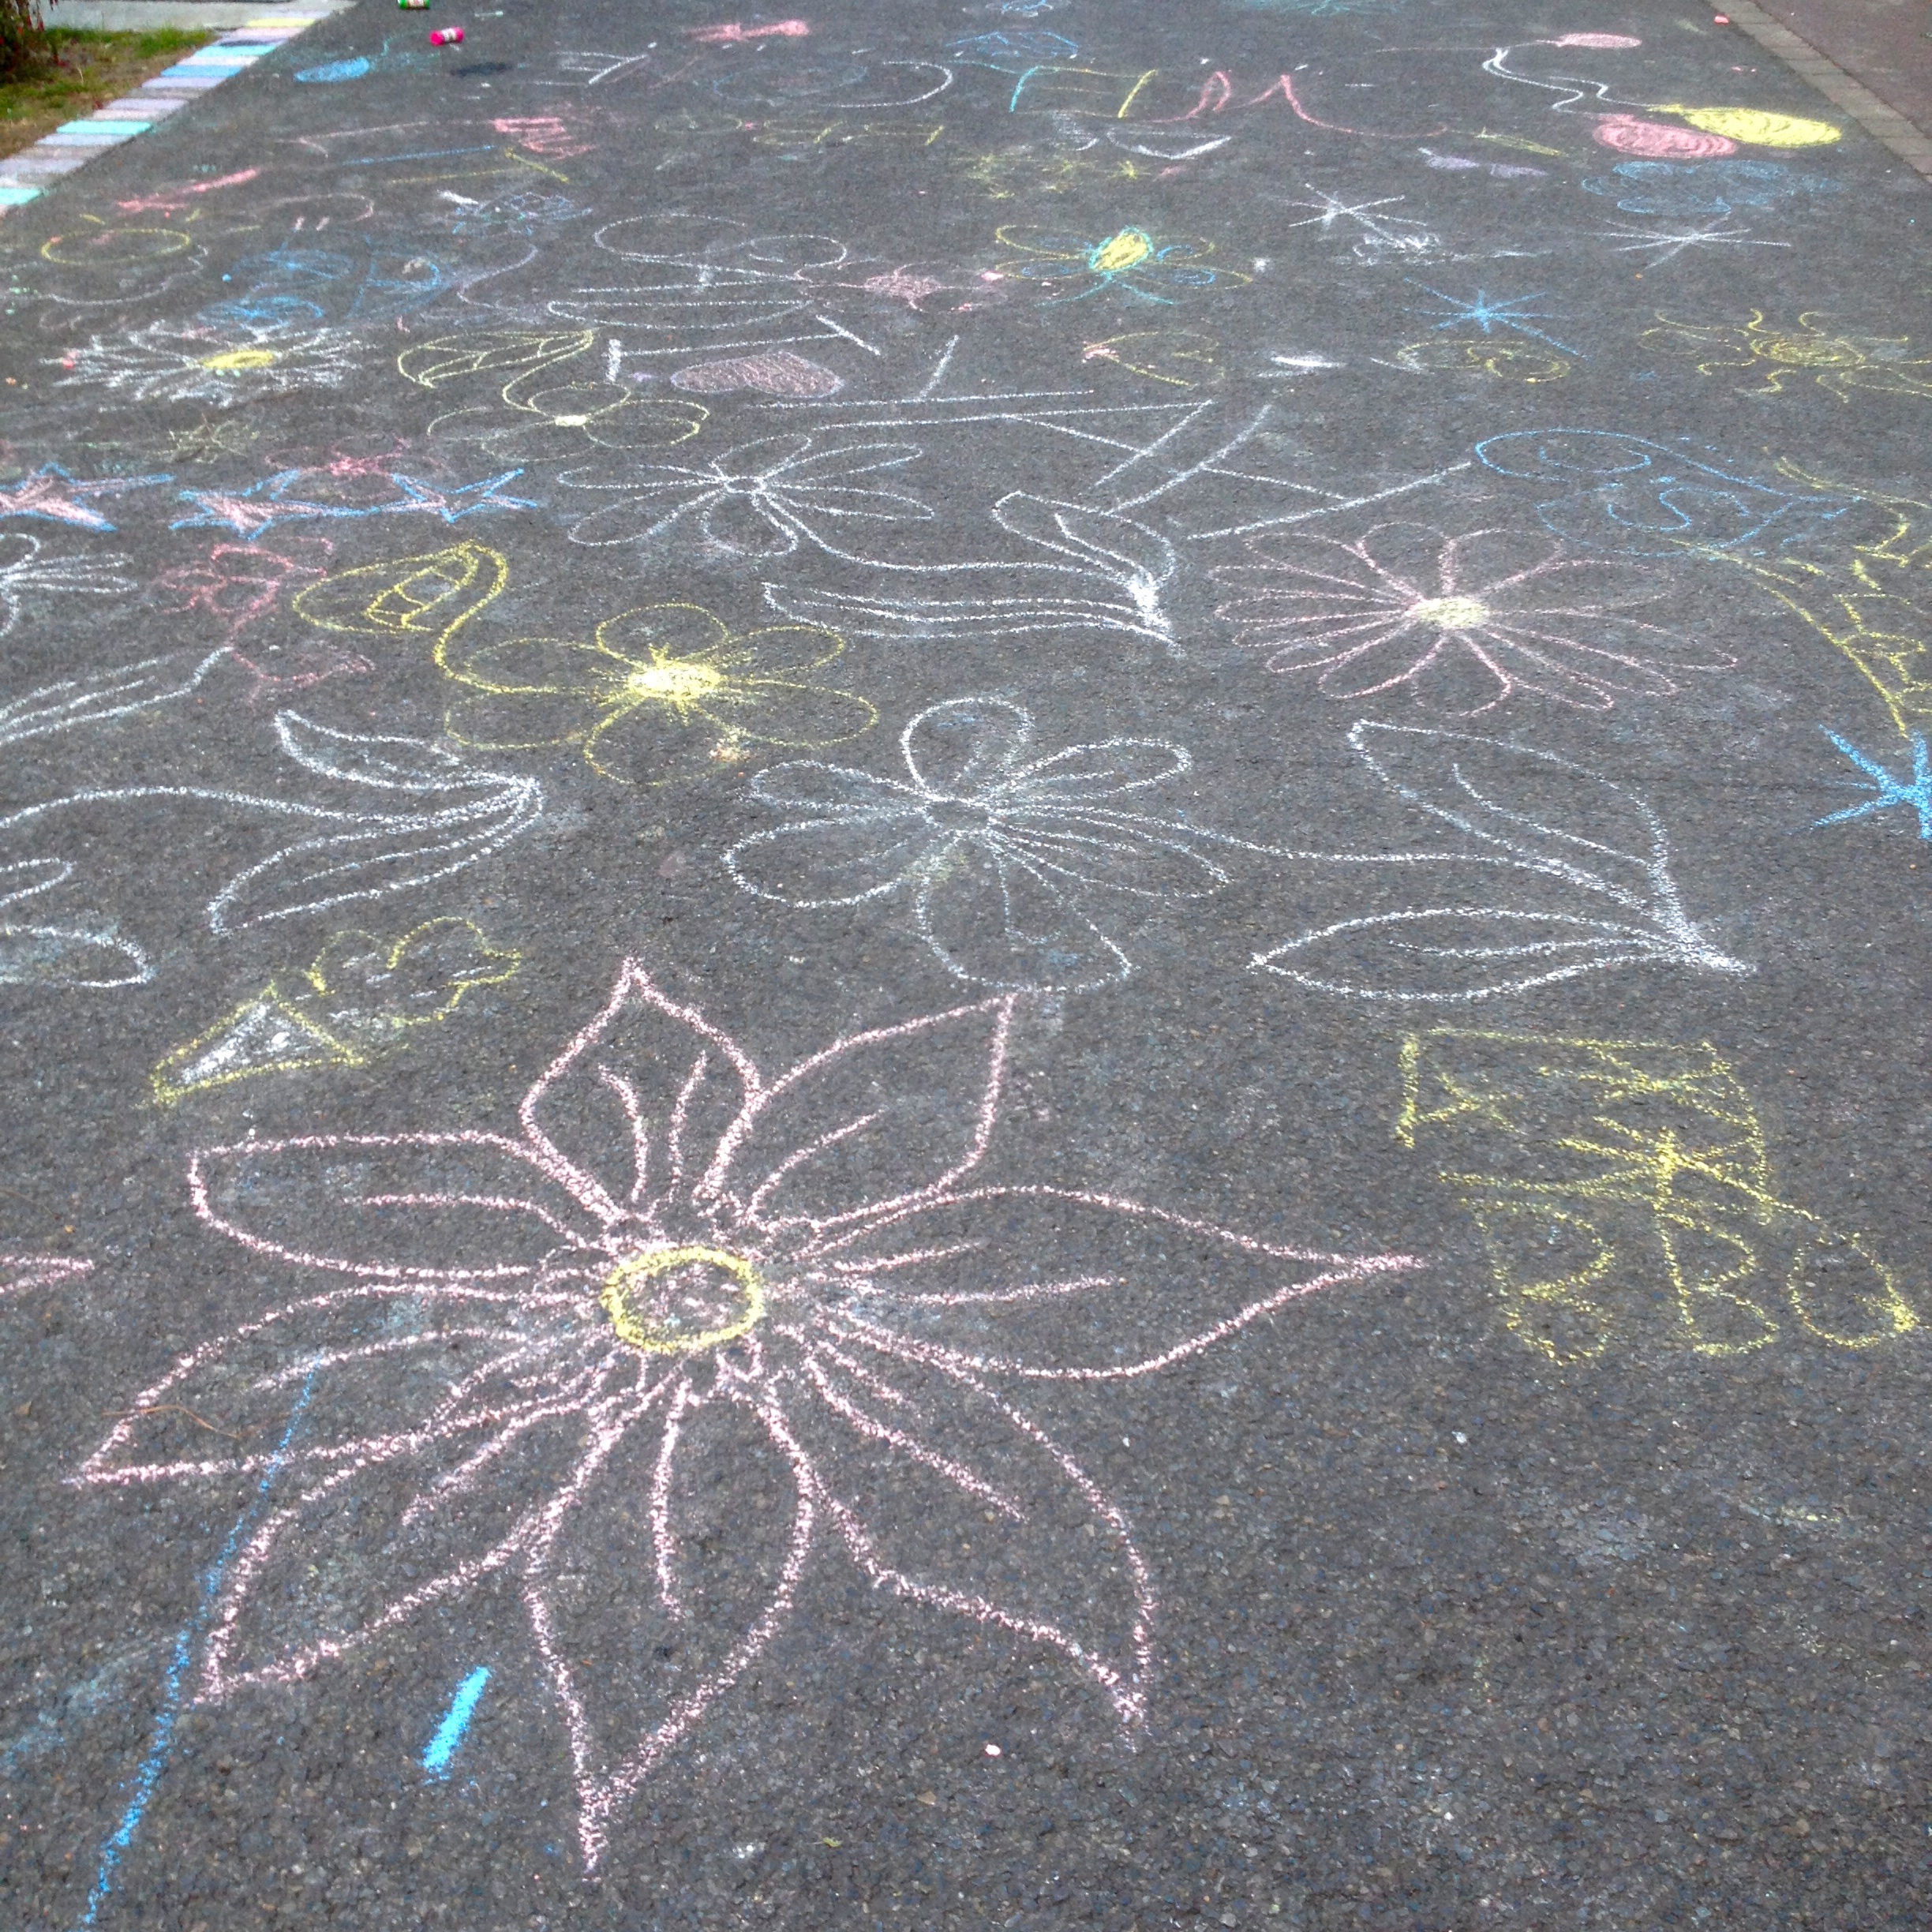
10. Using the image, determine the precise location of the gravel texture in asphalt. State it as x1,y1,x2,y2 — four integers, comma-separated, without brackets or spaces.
2,0,1930,1926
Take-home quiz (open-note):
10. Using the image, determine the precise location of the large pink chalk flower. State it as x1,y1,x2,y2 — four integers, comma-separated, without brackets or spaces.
79,964,1415,1866
1212,521,1728,715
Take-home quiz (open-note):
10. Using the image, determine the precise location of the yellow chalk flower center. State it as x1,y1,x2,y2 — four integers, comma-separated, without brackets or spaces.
1759,336,1859,367
601,1245,764,1355
627,658,726,703
1408,594,1491,630
200,347,279,372
1091,229,1155,275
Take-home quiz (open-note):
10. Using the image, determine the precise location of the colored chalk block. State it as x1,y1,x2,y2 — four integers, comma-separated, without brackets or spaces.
102,93,185,116
0,185,42,205
429,24,463,43
56,119,153,136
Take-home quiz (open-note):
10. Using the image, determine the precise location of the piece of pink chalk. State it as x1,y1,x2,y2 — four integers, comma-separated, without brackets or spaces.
1713,12,1731,21
429,23,462,43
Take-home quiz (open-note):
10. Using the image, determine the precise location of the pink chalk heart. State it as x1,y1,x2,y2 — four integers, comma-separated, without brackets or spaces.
1592,114,1738,157
669,350,842,398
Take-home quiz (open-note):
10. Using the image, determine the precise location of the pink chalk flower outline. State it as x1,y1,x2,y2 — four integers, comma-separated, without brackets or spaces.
1212,520,1729,715
78,963,1417,1868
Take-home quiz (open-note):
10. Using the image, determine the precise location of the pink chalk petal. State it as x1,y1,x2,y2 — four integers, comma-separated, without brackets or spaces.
1593,115,1737,159
191,1133,605,1281
199,1391,607,1698
717,995,1017,1231
526,1386,813,1864
779,1349,1152,1724
79,1283,600,1488
519,960,762,1226
827,1188,1421,1379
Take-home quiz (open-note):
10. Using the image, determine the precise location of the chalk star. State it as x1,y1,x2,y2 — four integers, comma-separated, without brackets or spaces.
383,469,541,521
1815,730,1932,841
1600,221,1792,267
1286,189,1410,233
172,468,538,538
0,462,172,533
170,470,345,539
1409,281,1581,358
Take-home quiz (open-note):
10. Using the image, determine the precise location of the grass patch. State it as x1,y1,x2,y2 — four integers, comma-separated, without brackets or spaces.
0,26,216,159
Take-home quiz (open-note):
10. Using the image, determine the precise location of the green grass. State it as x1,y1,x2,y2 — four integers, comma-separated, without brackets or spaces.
0,24,215,155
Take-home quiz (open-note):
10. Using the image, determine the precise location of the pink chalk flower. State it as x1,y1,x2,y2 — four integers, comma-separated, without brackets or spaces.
1212,522,1728,715
78,965,1415,1867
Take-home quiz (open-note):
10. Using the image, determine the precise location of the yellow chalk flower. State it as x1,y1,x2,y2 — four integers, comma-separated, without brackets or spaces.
441,602,877,784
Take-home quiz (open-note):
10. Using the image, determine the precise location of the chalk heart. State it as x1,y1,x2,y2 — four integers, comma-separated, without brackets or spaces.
668,350,842,399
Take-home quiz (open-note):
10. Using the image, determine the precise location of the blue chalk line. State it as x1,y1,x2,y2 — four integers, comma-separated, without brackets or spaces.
423,1667,492,1777
77,1362,319,1930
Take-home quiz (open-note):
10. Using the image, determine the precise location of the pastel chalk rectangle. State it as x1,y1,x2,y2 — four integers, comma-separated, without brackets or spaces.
56,119,153,135
0,185,42,205
101,94,185,114
4,148,94,173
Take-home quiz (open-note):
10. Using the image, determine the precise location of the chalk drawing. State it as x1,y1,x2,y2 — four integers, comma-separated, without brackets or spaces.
0,1254,93,1299
1473,428,1862,557
1408,283,1581,359
0,713,544,945
292,541,508,658
1596,220,1790,267
1252,723,1750,1001
0,534,135,638
1211,520,1728,714
1081,331,1220,388
1389,340,1569,382
725,697,1232,990
1813,731,1932,839
565,433,932,560
155,920,522,1103
1397,1029,1915,1363
992,225,1250,305
758,491,1179,648
1580,157,1840,217
0,644,225,752
441,602,878,784
0,861,151,990
78,961,1419,1868
172,466,537,541
1642,311,1932,403
52,322,361,405
77,1368,320,1928
669,350,844,397
1283,189,1440,264
423,1667,492,1776
0,463,170,534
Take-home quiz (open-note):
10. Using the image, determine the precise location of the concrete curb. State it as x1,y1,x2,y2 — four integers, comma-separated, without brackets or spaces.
1723,0,1932,181
0,3,354,208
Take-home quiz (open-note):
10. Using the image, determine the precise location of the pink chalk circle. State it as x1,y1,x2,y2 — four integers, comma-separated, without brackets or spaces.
1547,32,1643,47
1591,114,1738,157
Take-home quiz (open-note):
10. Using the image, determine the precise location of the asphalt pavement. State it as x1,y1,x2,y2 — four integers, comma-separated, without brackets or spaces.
2,0,1931,1926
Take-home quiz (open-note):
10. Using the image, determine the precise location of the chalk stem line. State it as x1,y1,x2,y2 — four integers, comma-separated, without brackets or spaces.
1183,460,1474,541
77,1364,320,1929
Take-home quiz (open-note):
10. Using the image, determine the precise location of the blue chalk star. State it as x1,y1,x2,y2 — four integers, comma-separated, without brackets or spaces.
1814,728,1932,841
1408,280,1582,358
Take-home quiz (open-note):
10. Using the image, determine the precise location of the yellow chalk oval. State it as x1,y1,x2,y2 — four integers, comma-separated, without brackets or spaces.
1672,106,1840,146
